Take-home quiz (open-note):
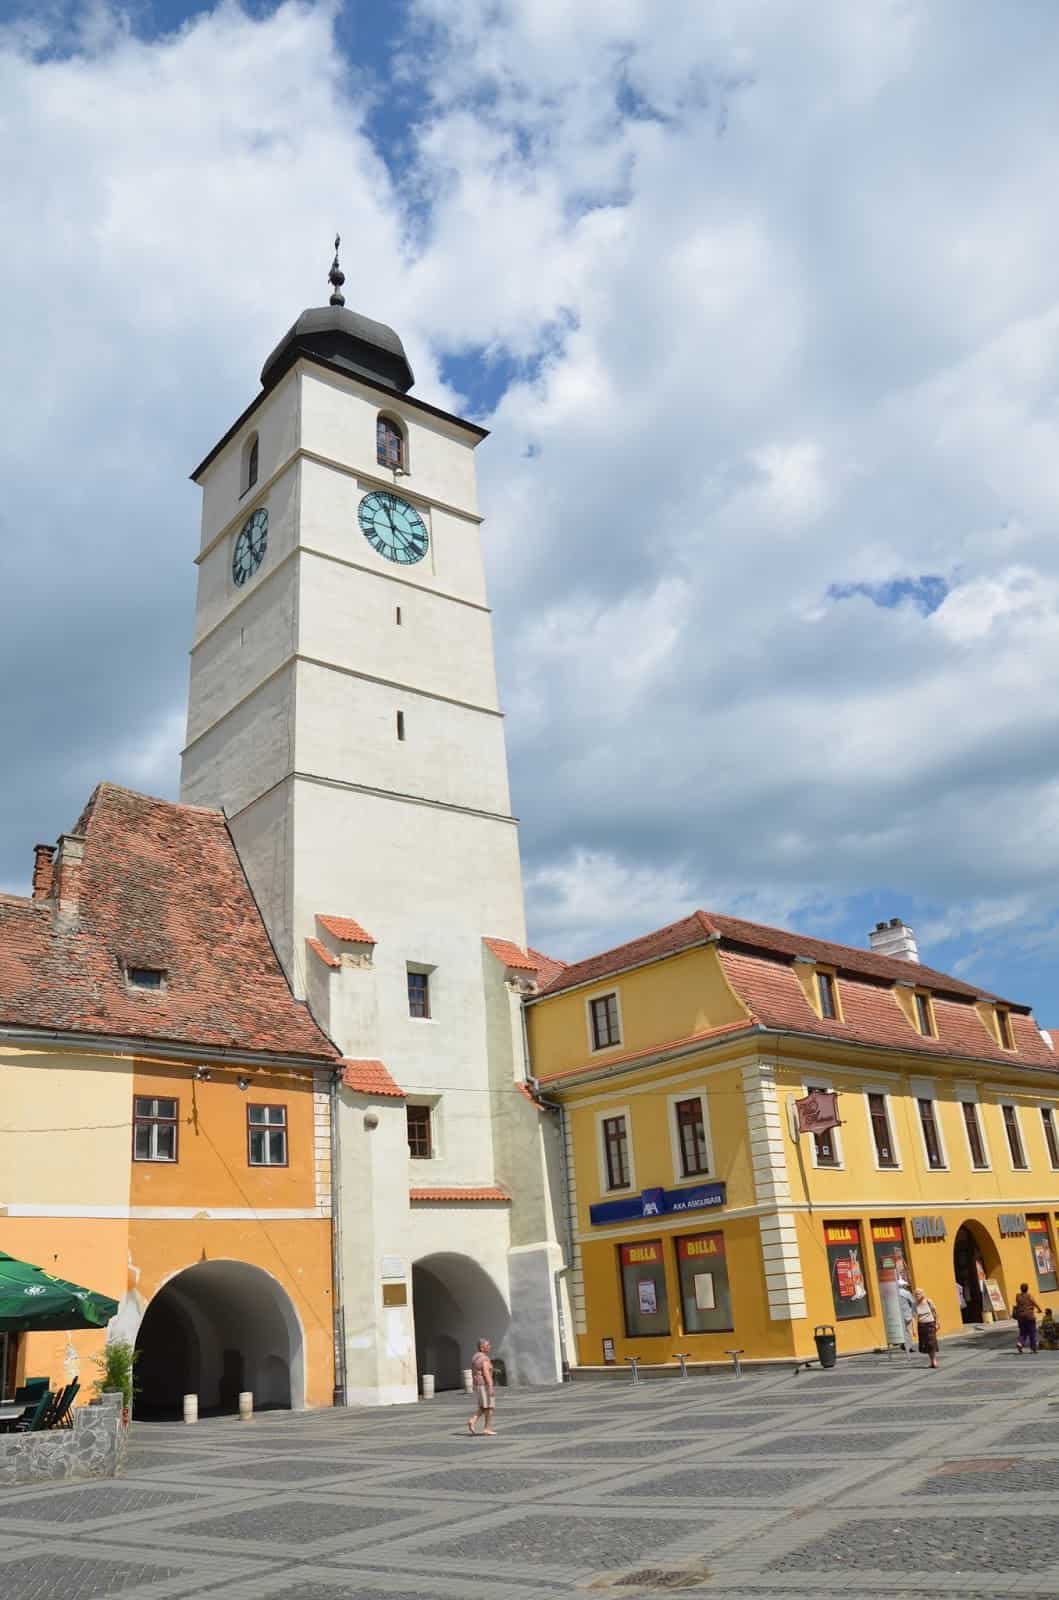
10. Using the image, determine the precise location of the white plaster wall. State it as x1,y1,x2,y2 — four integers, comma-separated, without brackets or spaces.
197,375,300,543
293,661,512,817
297,550,500,712
180,665,296,821
299,368,480,517
185,558,299,747
298,457,487,608
225,782,296,974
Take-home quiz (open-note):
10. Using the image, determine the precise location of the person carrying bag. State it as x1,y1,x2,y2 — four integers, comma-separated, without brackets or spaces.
913,1287,940,1370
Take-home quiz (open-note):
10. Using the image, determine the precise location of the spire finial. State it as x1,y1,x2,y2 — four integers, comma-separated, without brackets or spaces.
328,233,346,308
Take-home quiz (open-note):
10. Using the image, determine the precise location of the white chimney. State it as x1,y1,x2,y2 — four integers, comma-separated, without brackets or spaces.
869,917,919,962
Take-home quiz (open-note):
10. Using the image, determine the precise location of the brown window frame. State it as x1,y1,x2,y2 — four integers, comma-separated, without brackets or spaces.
913,991,934,1037
962,1099,988,1169
917,1097,945,1170
247,1103,288,1168
1042,1107,1059,1170
867,1092,898,1168
590,992,621,1050
1002,1103,1028,1169
602,1114,630,1190
377,415,406,471
407,970,430,1019
132,1096,179,1163
817,971,836,1019
407,1103,433,1159
674,1096,709,1177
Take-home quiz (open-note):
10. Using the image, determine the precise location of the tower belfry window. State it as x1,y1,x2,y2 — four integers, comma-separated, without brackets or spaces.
241,433,259,494
377,416,405,471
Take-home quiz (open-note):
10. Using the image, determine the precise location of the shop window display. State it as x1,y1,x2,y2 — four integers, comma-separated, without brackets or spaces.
1028,1215,1058,1294
825,1220,871,1320
675,1231,732,1333
618,1240,670,1338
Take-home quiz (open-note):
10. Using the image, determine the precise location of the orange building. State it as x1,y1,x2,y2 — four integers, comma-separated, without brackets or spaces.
0,784,346,1413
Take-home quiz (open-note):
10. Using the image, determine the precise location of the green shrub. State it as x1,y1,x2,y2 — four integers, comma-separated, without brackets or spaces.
92,1338,139,1410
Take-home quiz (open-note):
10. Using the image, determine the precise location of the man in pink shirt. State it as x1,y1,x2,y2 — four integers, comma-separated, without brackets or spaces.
467,1338,496,1436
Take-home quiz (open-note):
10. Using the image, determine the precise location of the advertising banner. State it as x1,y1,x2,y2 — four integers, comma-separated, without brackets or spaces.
676,1231,732,1333
825,1221,870,1320
1028,1216,1058,1293
871,1220,911,1345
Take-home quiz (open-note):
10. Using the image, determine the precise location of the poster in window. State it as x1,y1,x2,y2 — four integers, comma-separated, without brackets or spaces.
676,1231,732,1332
825,1222,870,1320
619,1240,669,1338
871,1221,911,1346
1028,1216,1058,1292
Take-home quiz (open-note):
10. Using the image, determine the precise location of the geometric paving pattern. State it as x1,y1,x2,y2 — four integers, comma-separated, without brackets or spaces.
2,1326,1059,1597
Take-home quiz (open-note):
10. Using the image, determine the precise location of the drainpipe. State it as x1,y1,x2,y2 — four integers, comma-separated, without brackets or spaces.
329,1067,347,1407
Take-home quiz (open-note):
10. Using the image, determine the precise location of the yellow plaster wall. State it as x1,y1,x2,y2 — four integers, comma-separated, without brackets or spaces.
0,1045,132,1207
528,946,749,1082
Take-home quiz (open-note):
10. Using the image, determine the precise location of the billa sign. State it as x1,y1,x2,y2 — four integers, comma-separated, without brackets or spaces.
795,1089,840,1135
620,1241,662,1267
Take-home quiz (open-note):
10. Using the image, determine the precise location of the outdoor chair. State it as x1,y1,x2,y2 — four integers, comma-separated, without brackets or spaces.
44,1381,79,1430
0,1389,53,1435
13,1377,48,1405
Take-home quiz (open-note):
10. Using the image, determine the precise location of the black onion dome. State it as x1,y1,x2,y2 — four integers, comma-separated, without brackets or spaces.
260,304,415,395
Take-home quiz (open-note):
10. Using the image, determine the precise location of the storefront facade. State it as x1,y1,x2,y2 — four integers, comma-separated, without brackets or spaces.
526,909,1059,1368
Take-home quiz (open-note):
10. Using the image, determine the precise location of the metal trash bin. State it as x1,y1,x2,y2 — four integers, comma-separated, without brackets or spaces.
813,1324,837,1369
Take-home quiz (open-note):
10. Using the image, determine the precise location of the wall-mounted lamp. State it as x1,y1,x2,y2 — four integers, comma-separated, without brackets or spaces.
237,1076,250,1091
195,1065,211,1082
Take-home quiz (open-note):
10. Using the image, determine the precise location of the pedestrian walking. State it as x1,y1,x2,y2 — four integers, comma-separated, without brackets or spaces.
1013,1283,1042,1353
467,1338,497,1436
913,1287,940,1369
897,1278,917,1353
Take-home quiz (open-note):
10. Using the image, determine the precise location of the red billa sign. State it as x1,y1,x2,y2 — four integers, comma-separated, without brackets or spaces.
796,1089,840,1134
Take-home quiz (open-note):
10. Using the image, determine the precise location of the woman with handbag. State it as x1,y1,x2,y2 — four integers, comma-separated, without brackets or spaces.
914,1287,940,1369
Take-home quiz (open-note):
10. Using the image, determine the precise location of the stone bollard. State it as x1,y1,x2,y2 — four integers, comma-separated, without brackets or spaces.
625,1356,640,1384
462,1368,473,1394
238,1391,253,1422
672,1352,690,1378
183,1394,198,1424
726,1348,745,1377
421,1373,435,1399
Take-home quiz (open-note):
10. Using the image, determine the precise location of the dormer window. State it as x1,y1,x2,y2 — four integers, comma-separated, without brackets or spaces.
241,432,259,495
127,966,165,991
817,971,837,1019
996,1008,1014,1050
913,991,935,1037
377,415,406,472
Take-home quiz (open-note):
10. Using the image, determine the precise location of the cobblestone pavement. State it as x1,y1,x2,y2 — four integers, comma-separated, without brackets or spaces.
2,1331,1059,1598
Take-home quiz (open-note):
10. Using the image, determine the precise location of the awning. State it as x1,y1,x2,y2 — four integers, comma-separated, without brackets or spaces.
0,1251,118,1332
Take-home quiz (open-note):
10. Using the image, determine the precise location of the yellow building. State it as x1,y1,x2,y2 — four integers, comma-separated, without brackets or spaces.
525,911,1059,1366
0,784,346,1412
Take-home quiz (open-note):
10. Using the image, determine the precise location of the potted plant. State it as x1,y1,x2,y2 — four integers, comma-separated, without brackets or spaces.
92,1338,139,1426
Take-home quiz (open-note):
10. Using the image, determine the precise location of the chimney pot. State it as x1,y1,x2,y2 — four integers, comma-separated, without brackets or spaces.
51,833,86,930
32,843,56,900
868,917,919,962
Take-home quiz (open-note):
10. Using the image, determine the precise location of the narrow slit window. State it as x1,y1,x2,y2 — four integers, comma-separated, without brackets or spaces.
914,992,935,1037
396,710,405,741
395,606,402,625
996,1008,1014,1049
241,432,259,494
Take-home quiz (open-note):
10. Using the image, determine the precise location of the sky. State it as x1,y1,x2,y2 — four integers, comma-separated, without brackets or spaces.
2,1,1059,1020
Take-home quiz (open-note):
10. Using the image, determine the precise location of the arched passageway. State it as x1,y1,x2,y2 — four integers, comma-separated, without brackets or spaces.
412,1253,510,1391
953,1220,1004,1324
135,1260,304,1419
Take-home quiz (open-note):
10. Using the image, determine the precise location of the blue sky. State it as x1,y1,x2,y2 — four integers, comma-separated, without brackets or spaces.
2,1,1059,1022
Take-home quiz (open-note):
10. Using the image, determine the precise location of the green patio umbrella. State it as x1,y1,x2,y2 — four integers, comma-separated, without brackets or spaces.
0,1251,118,1332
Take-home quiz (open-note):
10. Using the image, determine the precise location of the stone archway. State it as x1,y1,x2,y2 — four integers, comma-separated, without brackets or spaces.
412,1253,511,1392
134,1260,305,1418
953,1219,1004,1324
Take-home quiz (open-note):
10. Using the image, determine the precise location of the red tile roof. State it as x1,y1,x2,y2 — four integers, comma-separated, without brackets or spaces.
317,914,376,945
483,937,539,972
340,1059,404,1097
534,912,713,998
409,1186,511,1203
0,784,339,1063
527,946,567,987
306,937,340,970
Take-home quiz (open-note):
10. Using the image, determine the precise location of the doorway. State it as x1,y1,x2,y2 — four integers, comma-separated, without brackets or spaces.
135,1259,304,1418
411,1253,510,1391
953,1221,1002,1324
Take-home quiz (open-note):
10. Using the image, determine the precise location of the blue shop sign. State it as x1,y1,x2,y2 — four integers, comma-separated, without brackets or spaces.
589,1181,726,1227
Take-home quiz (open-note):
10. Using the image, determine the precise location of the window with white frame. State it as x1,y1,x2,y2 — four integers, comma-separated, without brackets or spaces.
673,1095,710,1178
247,1104,288,1166
1001,1103,1028,1169
866,1091,898,1168
133,1096,179,1162
1042,1106,1059,1170
589,992,621,1050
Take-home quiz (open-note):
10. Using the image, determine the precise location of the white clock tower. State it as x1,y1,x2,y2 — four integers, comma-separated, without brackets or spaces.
181,247,565,1404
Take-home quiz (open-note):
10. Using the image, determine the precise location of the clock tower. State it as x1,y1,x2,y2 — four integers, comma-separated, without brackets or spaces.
181,246,565,1404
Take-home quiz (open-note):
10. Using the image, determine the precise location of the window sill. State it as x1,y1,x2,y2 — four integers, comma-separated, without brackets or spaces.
671,1171,712,1187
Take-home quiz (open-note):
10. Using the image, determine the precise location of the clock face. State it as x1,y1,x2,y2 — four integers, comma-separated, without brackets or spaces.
358,491,429,565
232,508,268,587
